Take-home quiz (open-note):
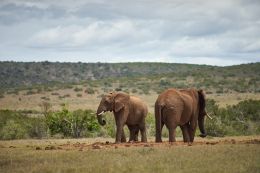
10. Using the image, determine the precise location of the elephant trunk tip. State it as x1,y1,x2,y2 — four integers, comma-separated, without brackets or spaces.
199,133,207,138
101,119,106,126
96,111,106,126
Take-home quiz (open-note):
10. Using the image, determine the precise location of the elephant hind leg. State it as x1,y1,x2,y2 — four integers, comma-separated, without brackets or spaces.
128,125,135,142
134,128,139,141
140,124,147,143
188,121,197,142
155,122,164,142
168,128,176,142
180,124,191,142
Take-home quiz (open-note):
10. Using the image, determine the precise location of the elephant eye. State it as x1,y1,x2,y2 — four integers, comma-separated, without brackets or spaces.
104,99,109,104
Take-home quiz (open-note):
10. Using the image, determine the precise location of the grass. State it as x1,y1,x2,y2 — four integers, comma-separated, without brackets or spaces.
0,137,260,173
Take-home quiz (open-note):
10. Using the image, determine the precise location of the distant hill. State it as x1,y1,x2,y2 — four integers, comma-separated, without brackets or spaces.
0,61,260,94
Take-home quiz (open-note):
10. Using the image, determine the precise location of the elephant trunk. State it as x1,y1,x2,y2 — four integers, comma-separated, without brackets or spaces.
96,106,106,126
198,115,207,138
198,90,207,138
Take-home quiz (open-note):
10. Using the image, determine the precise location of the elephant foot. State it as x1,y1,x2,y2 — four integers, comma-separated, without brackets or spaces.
155,137,162,143
115,140,121,144
199,133,207,138
141,139,147,143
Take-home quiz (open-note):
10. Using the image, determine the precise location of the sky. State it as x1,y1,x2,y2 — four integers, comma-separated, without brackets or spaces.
0,0,260,66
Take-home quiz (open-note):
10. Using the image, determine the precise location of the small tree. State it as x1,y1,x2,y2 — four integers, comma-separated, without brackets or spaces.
46,107,99,138
39,101,52,136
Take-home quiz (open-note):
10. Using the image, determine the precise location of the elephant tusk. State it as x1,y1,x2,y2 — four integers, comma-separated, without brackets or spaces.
97,111,105,116
206,113,213,120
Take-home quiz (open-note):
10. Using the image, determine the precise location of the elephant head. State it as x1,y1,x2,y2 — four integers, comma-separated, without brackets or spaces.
198,89,207,138
96,92,130,126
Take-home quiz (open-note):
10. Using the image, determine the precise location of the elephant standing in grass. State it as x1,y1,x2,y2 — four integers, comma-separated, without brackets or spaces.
96,92,148,143
155,88,211,143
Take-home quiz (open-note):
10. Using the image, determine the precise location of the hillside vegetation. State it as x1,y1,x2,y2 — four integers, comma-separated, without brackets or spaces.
0,62,260,95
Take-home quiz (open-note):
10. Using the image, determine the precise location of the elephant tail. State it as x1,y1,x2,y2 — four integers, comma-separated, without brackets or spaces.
155,103,163,142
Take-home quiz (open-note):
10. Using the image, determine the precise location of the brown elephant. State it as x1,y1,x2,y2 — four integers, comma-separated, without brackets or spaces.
155,88,211,143
96,92,148,143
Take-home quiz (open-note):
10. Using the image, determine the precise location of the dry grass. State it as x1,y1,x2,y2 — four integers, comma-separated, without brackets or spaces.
0,87,260,112
0,136,260,173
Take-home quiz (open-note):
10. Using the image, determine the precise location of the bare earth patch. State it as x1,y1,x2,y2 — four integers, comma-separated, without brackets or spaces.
0,136,259,151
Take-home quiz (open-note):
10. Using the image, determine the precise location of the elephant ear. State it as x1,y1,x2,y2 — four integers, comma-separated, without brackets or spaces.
114,92,130,112
198,89,206,115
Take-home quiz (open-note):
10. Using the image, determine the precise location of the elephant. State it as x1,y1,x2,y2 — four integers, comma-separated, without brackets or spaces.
155,88,211,143
96,92,148,143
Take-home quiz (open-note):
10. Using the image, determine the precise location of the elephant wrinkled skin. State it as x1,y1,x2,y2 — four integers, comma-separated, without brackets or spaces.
155,88,207,143
96,92,148,143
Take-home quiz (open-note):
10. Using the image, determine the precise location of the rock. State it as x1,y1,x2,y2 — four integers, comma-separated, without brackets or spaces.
45,145,56,150
92,145,102,149
35,146,41,150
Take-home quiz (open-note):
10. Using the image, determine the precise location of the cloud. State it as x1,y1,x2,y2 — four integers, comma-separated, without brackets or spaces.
29,20,153,48
0,0,259,66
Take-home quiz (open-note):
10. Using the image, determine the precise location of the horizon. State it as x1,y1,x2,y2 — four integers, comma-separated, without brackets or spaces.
0,60,259,67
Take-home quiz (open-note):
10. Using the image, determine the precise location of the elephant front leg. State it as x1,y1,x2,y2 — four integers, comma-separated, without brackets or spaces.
188,121,197,142
121,129,126,143
140,124,147,143
115,125,124,143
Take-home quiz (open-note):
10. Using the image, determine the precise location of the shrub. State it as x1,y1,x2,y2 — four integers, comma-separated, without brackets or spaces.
46,108,100,138
0,120,27,140
74,87,83,92
85,88,95,94
26,118,47,138
131,88,138,93
204,99,260,137
26,90,36,95
51,92,59,95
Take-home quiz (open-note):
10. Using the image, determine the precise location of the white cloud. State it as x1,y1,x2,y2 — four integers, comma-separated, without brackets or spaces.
29,20,154,48
169,37,221,57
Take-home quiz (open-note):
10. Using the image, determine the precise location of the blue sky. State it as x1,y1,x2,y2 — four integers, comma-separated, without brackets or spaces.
0,0,260,66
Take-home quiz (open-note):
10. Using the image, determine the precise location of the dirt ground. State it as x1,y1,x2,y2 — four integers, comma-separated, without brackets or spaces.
1,136,259,151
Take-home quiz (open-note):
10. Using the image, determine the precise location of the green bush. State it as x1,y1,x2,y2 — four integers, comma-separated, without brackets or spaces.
85,88,95,94
26,118,47,139
74,87,83,92
204,99,260,137
46,107,100,138
1,120,27,140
